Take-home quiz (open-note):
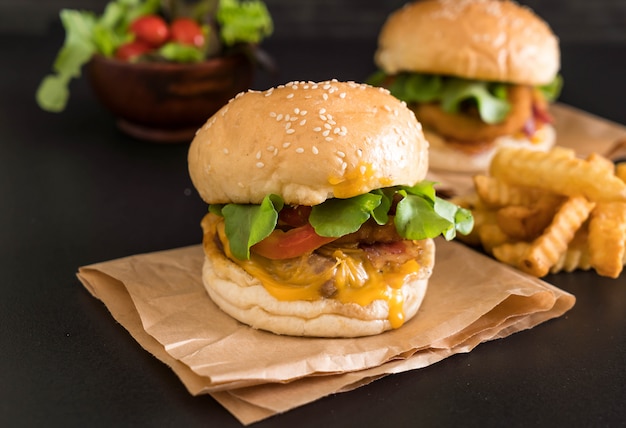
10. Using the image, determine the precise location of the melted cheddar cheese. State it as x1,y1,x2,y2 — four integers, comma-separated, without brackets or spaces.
328,162,393,198
216,223,421,329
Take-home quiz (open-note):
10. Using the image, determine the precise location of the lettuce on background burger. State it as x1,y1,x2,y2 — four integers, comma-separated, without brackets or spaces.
368,0,562,173
188,79,473,337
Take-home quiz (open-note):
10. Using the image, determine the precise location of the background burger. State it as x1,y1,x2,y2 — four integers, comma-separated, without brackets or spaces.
368,0,563,173
188,80,473,337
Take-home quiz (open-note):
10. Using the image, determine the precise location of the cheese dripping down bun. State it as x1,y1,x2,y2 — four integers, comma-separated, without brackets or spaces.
188,80,434,337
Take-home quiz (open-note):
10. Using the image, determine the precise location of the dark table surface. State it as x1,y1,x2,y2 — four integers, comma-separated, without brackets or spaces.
2,26,625,427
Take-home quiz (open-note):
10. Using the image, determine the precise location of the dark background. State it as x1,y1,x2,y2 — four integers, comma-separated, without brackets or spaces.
1,0,626,43
1,2,625,427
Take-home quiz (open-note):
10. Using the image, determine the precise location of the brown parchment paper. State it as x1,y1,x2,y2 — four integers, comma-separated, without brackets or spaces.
78,239,574,425
76,104,624,425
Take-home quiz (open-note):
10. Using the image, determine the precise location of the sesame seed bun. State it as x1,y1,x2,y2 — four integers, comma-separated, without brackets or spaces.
426,123,556,173
375,0,560,85
188,80,429,206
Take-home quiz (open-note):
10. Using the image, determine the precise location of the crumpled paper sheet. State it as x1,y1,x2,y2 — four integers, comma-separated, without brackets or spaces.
76,104,624,425
78,239,574,425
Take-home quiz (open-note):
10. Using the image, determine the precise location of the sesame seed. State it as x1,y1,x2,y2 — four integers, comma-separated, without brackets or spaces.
322,130,330,137
312,146,319,154
276,114,283,121
256,151,262,159
273,148,278,156
223,148,229,155
323,84,331,90
269,111,277,118
324,123,332,129
357,149,363,157
286,129,295,134
323,93,328,100
283,142,291,148
299,119,307,126
339,92,346,98
300,110,308,115
285,122,292,130
286,93,294,99
285,114,291,121
337,151,346,158
295,148,305,154
256,162,264,168
360,165,367,174
334,127,341,134
319,108,326,114
320,114,327,121
294,108,300,115
313,127,322,132
325,137,333,141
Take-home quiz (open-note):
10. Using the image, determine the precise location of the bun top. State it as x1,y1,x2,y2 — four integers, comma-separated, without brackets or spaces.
188,80,429,206
375,0,560,85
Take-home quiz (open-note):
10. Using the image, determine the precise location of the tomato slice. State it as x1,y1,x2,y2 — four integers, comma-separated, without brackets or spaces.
251,223,337,260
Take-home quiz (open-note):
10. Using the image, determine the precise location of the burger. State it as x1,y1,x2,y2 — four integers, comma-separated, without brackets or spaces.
368,0,562,173
188,79,473,337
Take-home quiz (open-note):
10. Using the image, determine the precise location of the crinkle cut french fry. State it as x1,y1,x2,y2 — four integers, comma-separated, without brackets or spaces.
520,196,595,277
588,201,626,278
473,175,543,207
478,223,510,255
550,226,592,274
616,162,626,183
490,147,626,202
492,242,530,269
586,152,615,173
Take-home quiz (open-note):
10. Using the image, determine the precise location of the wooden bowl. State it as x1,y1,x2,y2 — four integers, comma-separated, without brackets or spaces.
87,54,254,143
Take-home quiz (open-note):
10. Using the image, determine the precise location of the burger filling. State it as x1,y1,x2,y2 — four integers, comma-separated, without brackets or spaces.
207,183,473,328
367,71,562,150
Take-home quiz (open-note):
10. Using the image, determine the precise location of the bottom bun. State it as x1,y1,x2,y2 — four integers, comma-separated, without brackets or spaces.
427,124,556,173
201,214,434,337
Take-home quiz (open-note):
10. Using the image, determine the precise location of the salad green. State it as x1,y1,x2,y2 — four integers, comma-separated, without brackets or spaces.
367,70,563,124
36,0,273,113
210,182,474,260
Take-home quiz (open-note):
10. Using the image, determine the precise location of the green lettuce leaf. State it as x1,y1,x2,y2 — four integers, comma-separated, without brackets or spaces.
538,74,563,102
309,193,382,237
211,182,474,260
440,79,511,124
158,42,205,62
367,71,512,124
217,0,273,46
221,194,283,260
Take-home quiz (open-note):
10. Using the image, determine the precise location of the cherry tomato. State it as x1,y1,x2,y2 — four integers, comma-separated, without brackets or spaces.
129,15,169,47
251,224,337,260
169,18,205,47
115,40,153,61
